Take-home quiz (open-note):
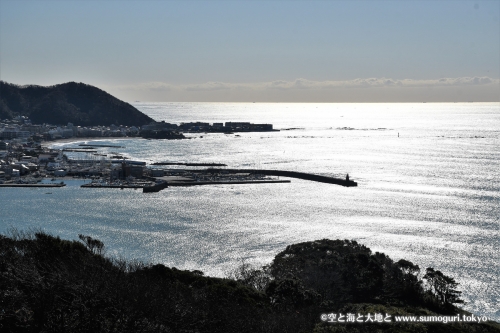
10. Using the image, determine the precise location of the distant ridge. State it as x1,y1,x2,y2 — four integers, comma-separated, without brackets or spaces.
0,81,154,126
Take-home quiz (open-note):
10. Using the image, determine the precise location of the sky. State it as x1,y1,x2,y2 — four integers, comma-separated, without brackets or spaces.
0,0,499,102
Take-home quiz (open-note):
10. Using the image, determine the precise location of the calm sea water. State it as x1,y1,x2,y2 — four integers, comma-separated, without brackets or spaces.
1,102,499,320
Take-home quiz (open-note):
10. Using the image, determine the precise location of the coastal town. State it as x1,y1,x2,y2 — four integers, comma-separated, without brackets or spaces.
0,115,276,142
0,116,288,190
0,116,358,190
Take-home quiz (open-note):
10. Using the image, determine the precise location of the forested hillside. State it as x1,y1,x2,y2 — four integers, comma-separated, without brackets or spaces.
0,232,498,333
0,81,154,126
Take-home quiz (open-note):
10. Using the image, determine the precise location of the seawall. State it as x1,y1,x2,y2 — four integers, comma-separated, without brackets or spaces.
202,169,358,187
143,169,357,193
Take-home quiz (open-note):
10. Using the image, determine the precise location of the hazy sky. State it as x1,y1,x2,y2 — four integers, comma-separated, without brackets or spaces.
1,0,499,102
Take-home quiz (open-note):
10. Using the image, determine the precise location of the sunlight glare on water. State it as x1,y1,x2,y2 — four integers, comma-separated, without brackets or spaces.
1,102,499,320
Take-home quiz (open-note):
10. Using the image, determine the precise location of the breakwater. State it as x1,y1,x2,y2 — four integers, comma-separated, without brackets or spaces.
203,169,357,187
143,169,357,193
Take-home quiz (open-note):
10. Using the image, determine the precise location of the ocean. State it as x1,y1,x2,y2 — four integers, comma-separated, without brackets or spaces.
1,102,499,320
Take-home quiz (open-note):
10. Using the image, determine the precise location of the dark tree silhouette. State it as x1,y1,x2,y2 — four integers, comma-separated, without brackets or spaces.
424,267,464,306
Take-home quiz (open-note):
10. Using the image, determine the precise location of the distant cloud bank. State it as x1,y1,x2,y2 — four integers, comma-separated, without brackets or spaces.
110,76,499,102
119,76,499,92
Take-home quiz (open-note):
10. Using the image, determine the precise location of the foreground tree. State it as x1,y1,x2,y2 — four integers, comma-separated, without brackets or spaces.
423,267,464,306
1,232,497,333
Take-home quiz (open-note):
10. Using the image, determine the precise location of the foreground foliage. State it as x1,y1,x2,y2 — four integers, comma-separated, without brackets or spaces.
0,232,498,333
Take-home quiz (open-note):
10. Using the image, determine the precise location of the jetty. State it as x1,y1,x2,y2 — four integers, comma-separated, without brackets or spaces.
200,169,357,187
143,169,356,193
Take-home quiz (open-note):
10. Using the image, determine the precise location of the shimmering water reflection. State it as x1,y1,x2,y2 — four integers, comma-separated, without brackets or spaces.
1,103,499,320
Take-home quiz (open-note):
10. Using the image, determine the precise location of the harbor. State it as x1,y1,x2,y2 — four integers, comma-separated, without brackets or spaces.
1,135,357,192
79,169,293,192
75,166,355,192
0,118,357,192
